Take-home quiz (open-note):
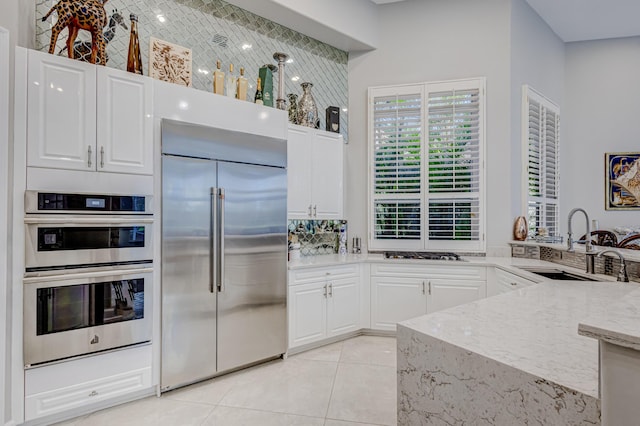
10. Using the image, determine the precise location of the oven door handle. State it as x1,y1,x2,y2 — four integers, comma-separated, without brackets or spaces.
24,217,154,225
24,266,154,284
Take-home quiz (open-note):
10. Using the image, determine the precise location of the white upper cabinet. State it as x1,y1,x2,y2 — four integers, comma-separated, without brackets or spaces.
27,50,153,175
27,49,96,171
287,124,343,219
287,126,314,218
97,67,152,174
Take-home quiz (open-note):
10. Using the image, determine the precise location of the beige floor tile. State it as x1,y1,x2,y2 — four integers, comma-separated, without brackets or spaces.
326,363,397,426
339,336,396,367
203,405,325,425
51,414,90,425
80,396,215,426
219,358,338,418
292,341,344,362
324,420,384,426
162,370,244,405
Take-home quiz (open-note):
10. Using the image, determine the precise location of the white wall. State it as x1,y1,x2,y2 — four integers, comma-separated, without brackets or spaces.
563,36,640,233
347,0,513,255
0,26,9,426
509,0,565,220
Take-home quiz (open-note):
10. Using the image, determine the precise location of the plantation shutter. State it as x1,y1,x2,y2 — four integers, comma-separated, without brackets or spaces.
369,79,485,252
426,82,482,248
369,86,423,249
525,86,559,237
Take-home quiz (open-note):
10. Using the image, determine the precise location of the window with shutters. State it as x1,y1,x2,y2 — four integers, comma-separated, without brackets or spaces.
368,78,485,252
523,86,559,237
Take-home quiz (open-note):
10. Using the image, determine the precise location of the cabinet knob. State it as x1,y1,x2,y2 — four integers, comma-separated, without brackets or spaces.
87,145,92,168
308,205,312,217
100,146,105,168
313,205,317,217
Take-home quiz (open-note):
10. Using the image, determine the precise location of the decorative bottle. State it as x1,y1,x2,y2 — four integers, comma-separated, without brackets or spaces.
236,67,248,101
297,82,318,128
254,77,264,105
225,63,237,98
126,14,143,75
213,60,224,95
287,93,298,124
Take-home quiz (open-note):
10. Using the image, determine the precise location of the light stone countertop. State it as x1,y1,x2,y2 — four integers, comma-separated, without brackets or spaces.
578,287,640,351
289,252,640,397
400,280,639,398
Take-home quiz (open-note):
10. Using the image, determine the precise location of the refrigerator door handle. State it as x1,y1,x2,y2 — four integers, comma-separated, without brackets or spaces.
218,188,226,293
210,187,219,294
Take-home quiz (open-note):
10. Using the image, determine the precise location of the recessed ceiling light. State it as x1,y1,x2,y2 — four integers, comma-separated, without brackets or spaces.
291,76,300,82
286,58,293,64
342,107,348,112
242,43,252,50
197,68,209,75
156,14,166,23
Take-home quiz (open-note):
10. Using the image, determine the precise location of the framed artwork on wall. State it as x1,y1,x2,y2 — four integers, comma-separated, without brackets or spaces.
605,152,640,210
149,36,192,87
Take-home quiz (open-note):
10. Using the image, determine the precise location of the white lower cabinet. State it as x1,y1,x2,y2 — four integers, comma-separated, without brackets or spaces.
371,277,427,331
24,345,152,421
427,279,486,313
288,265,360,349
370,264,487,331
489,267,537,296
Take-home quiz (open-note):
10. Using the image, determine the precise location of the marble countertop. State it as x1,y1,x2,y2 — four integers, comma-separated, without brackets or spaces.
578,287,640,351
400,280,639,398
290,251,640,395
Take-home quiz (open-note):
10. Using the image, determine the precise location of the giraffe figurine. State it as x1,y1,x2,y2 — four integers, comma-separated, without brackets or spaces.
59,9,128,64
42,0,110,65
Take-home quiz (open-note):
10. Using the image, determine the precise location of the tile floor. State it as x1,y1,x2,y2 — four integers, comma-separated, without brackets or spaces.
55,336,397,426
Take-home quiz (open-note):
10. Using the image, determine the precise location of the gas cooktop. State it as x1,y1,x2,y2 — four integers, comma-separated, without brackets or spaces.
383,251,463,261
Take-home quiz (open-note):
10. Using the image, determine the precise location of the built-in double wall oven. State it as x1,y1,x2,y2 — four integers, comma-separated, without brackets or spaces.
23,191,154,367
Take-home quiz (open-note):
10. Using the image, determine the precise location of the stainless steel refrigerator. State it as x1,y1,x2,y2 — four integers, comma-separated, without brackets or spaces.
160,119,287,392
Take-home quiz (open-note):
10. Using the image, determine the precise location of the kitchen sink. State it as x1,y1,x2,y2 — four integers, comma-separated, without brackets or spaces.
518,267,597,281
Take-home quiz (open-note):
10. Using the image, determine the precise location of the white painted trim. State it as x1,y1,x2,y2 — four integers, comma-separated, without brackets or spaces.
0,25,9,426
11,46,28,426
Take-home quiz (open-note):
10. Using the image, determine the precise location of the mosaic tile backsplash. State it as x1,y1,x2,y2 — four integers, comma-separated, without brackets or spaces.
35,0,348,139
511,243,640,283
289,220,346,256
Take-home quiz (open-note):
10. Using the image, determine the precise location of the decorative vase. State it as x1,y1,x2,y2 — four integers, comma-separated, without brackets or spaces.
287,93,299,124
126,14,143,75
513,216,528,241
297,82,318,128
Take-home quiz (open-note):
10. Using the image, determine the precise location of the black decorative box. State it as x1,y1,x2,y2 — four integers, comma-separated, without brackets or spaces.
326,106,340,133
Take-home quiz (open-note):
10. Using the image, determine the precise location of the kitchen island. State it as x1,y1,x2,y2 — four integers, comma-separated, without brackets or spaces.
397,279,639,425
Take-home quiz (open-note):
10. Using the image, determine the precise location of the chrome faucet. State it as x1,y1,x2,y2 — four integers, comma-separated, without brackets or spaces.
597,250,629,282
567,208,594,253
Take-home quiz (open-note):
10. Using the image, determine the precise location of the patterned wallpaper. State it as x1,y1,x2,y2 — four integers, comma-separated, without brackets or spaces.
35,0,348,139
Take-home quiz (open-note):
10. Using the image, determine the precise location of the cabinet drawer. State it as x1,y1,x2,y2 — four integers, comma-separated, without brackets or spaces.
290,264,359,284
25,367,151,420
25,345,151,395
495,268,536,292
371,263,485,280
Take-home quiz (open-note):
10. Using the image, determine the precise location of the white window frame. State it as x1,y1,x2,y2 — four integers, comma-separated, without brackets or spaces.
368,77,486,252
521,85,560,237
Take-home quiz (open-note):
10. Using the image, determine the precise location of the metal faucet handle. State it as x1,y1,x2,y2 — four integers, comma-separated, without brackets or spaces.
597,249,629,282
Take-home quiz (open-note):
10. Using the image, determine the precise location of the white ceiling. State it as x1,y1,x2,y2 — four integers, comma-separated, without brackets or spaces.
525,0,640,42
369,0,640,42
